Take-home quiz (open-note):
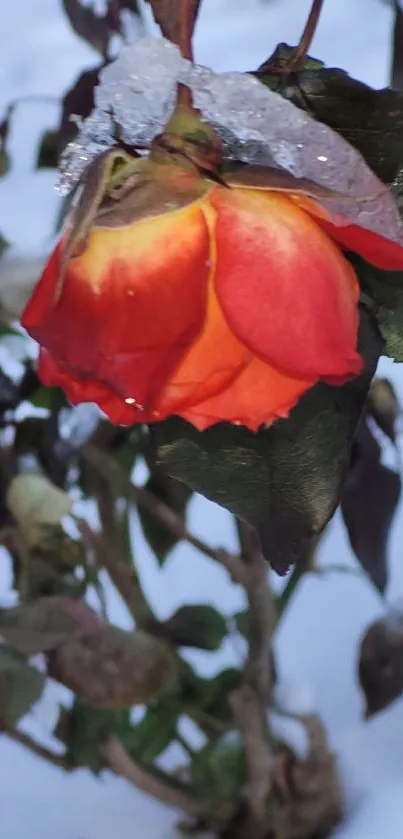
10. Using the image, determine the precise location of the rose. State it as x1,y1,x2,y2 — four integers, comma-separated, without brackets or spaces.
22,143,403,432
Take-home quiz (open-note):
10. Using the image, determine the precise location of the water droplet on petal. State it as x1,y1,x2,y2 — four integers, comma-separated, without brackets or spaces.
125,397,145,411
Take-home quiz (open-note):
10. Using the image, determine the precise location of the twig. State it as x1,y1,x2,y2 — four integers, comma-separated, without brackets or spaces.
287,0,326,72
83,445,246,585
3,727,71,770
103,736,199,814
77,518,155,627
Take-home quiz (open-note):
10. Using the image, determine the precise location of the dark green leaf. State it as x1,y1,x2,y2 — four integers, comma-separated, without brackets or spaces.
151,309,381,575
36,130,60,169
0,646,45,725
56,698,132,773
198,669,242,723
163,604,227,651
138,472,192,564
255,48,403,183
341,420,401,593
127,702,177,763
233,610,249,642
349,254,403,361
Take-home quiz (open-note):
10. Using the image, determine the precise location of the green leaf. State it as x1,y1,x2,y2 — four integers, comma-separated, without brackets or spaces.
0,596,91,656
191,736,246,812
198,668,242,723
151,309,381,575
0,646,45,725
138,472,192,564
163,604,227,651
56,698,132,773
127,701,178,763
255,48,403,183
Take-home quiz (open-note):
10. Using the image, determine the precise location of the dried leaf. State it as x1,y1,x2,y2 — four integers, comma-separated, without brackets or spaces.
61,0,118,55
359,612,403,716
0,646,45,725
6,473,73,548
48,624,177,708
341,420,401,593
37,67,101,169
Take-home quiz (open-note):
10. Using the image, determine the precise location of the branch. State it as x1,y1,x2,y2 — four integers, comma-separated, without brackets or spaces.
83,445,246,585
237,521,276,700
3,727,71,770
287,0,326,72
233,522,276,836
230,686,271,837
103,736,198,814
78,518,154,627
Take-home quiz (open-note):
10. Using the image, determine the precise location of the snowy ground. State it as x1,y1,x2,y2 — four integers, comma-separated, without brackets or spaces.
1,1,403,837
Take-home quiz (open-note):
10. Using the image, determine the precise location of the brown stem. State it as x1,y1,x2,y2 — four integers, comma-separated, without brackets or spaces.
288,0,326,72
230,687,271,837
3,727,71,770
103,736,198,814
179,0,201,62
237,521,276,700
83,446,246,585
233,522,276,836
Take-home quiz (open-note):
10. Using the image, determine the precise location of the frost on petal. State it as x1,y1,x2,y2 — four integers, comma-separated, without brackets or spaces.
59,38,403,254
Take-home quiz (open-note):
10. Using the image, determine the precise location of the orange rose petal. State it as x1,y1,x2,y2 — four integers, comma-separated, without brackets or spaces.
180,354,315,431
23,202,210,411
211,187,362,382
152,209,250,419
291,193,403,271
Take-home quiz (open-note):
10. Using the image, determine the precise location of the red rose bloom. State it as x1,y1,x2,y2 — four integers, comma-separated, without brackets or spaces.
22,151,403,432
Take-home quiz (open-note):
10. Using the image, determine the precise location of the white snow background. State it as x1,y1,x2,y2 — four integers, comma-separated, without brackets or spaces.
1,1,403,837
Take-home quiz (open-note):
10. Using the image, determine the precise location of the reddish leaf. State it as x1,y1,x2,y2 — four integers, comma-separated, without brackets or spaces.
359,613,403,717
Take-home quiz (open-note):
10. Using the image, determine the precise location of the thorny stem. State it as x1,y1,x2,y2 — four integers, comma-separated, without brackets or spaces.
287,0,326,72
